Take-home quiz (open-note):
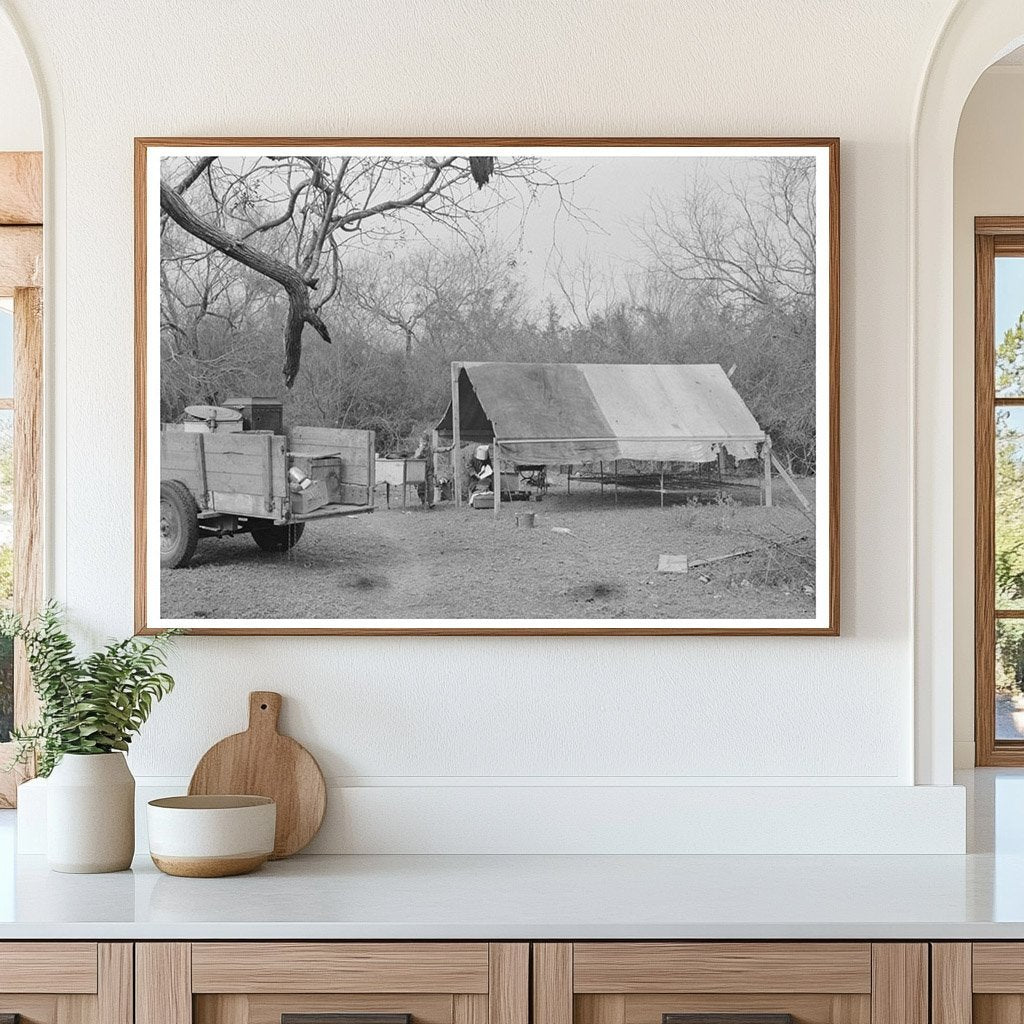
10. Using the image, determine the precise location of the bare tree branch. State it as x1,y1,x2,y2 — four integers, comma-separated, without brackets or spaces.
160,180,329,387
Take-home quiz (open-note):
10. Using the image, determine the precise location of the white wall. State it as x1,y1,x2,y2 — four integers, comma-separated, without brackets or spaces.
952,66,1024,767
0,11,39,152
0,0,973,852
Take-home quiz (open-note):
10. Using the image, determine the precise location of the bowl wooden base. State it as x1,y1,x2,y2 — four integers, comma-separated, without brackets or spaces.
151,853,268,878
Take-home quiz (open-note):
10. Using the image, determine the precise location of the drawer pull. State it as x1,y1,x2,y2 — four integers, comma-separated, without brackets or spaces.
664,1016,794,1024
283,1016,411,1024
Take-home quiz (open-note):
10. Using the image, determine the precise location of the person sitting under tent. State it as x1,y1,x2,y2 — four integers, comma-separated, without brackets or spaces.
468,444,494,496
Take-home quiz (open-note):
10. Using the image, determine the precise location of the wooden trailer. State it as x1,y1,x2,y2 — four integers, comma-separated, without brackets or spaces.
160,424,375,568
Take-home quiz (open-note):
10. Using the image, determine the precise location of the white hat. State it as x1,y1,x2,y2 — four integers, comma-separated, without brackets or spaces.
475,445,490,460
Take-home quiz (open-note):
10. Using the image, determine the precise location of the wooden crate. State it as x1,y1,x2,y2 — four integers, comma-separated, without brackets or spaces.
290,454,344,504
287,427,375,506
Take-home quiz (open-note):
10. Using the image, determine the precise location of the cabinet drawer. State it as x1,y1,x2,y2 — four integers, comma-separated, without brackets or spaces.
572,944,872,994
191,943,490,993
139,943,528,1024
534,944,926,1024
0,942,98,994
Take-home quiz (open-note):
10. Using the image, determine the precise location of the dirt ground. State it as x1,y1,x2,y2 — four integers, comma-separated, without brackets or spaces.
160,474,818,622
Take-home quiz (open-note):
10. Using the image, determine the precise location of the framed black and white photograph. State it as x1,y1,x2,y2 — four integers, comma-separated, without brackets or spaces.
135,137,839,635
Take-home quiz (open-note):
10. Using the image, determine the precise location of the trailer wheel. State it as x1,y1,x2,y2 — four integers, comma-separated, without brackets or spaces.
160,480,199,569
251,522,306,553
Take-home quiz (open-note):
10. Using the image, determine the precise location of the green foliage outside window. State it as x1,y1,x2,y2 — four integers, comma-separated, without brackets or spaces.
996,313,1024,694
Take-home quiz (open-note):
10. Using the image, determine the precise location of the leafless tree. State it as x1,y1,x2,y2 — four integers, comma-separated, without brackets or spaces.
637,156,815,314
160,154,565,386
343,240,524,362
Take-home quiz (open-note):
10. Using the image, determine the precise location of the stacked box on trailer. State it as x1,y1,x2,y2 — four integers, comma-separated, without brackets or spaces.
286,426,375,506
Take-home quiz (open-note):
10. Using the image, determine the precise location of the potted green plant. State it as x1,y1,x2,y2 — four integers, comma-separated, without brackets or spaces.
2,603,178,873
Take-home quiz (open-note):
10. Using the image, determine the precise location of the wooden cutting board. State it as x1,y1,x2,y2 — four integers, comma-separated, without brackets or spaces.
188,691,326,859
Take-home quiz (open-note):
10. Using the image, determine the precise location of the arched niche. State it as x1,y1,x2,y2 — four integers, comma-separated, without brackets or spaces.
914,2,1024,785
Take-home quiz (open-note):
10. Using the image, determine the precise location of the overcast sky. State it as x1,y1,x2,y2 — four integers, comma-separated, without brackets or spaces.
440,155,782,309
488,155,702,301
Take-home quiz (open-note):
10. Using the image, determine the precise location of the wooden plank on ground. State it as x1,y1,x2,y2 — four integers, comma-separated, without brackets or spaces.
0,152,42,225
657,555,688,573
770,453,813,513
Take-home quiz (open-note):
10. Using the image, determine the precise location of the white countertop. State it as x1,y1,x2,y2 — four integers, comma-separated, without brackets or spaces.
0,849,1021,940
0,769,1021,941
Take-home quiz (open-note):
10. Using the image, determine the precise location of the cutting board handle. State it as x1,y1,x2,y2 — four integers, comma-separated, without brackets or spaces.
248,691,282,734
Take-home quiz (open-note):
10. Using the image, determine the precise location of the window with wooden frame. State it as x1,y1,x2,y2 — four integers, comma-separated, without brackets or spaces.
0,151,43,806
975,217,1024,764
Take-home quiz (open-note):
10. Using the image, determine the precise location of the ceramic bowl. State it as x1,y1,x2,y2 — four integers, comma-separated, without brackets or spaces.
147,795,276,877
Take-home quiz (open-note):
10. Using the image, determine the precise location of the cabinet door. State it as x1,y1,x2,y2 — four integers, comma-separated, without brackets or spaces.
0,943,131,1024
939,943,1024,1024
137,943,528,1024
533,944,928,1024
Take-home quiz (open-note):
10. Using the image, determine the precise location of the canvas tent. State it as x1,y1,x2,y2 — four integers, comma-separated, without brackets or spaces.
436,361,767,466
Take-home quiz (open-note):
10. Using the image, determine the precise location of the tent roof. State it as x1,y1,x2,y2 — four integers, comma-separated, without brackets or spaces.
436,362,766,464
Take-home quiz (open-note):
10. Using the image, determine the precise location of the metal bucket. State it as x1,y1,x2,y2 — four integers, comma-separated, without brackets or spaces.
515,512,536,528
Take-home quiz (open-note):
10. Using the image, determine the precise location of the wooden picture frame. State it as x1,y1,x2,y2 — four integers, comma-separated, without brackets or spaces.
135,137,840,636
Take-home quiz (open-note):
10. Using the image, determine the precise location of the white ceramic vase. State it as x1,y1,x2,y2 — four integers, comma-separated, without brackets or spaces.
46,752,135,873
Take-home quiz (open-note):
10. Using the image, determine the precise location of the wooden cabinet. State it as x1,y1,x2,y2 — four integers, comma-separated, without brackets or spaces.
136,944,528,1024
532,944,928,1024
0,937,965,1024
932,943,1024,1024
0,943,131,1024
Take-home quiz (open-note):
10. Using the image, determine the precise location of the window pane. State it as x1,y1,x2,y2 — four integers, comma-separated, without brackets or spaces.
996,407,1024,608
998,620,1024,740
0,409,12,742
997,256,1024,396
0,306,12,398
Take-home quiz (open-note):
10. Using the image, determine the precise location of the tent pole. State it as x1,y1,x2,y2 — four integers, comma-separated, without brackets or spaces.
451,362,462,509
431,429,441,505
717,444,726,501
660,468,665,509
763,437,773,508
493,440,501,519
600,460,604,497
614,460,618,505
